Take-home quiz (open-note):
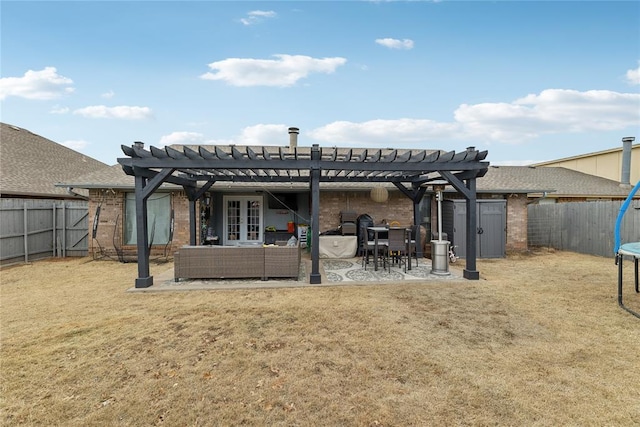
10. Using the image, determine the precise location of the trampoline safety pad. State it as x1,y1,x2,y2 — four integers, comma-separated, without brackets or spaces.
618,242,640,258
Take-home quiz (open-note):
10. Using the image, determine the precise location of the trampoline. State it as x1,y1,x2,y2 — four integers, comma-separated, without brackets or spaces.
614,180,640,319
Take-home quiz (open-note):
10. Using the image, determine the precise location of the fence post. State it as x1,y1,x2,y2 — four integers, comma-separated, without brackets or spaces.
62,203,66,258
23,205,28,263
52,203,57,257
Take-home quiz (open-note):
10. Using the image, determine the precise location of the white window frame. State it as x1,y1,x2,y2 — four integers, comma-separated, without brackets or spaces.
222,195,264,246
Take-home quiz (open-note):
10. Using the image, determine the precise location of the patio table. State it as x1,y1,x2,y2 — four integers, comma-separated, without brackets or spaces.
369,226,414,272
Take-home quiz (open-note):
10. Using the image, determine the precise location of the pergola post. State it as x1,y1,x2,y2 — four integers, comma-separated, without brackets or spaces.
189,199,197,245
309,144,321,284
463,177,480,280
134,174,153,288
412,186,426,257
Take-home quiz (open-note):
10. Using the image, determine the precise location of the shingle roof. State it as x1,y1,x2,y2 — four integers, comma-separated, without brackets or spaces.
475,165,634,198
58,164,140,189
58,144,636,198
0,122,109,198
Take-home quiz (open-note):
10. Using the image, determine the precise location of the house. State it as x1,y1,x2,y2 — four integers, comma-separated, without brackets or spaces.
58,143,634,259
57,128,639,287
532,137,639,187
0,122,110,264
58,128,494,286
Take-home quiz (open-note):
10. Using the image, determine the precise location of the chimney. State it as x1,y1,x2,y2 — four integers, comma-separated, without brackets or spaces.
621,136,634,187
133,141,144,149
288,127,299,150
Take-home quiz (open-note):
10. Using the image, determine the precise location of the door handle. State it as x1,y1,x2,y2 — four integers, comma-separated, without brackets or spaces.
477,227,484,235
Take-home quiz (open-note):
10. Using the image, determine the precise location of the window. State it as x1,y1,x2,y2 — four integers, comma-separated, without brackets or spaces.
124,193,171,245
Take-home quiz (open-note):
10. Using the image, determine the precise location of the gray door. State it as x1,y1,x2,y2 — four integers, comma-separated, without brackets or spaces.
477,201,506,258
451,200,506,259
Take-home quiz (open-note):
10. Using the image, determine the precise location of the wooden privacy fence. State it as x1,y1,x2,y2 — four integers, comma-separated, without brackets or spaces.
528,200,640,258
0,199,89,265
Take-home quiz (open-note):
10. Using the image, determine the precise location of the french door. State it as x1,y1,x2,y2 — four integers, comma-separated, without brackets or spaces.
223,196,263,245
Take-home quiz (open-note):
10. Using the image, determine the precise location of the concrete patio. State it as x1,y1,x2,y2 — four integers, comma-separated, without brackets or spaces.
129,254,463,292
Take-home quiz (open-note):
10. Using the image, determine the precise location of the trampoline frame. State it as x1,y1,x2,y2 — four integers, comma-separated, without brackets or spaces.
614,180,640,319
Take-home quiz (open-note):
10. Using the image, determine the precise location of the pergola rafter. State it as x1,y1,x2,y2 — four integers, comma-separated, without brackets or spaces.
118,143,489,288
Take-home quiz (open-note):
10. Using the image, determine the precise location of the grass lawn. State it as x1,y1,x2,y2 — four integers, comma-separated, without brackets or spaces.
1,250,639,426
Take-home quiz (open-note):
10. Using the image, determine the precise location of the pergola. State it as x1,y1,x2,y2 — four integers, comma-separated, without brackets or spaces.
118,141,489,288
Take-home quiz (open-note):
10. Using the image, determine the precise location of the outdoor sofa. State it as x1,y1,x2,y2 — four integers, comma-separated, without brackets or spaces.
174,241,300,281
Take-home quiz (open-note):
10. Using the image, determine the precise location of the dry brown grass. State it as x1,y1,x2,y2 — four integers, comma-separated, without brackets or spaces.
1,251,639,426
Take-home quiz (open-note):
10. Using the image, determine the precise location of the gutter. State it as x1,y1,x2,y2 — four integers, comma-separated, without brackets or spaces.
66,187,88,199
54,183,180,190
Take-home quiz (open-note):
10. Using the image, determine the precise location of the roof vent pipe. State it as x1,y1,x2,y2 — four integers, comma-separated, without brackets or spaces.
288,127,299,150
621,136,634,187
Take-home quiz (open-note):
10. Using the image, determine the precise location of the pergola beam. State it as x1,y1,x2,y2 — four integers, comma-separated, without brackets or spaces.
121,157,487,173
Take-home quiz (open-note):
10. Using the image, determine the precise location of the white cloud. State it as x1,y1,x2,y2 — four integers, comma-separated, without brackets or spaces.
0,67,74,100
239,10,276,26
158,131,206,147
455,89,640,141
236,124,290,145
50,105,70,114
375,38,414,50
200,54,347,87
309,88,639,145
101,90,115,99
309,119,460,145
626,63,640,85
61,139,89,150
73,105,153,119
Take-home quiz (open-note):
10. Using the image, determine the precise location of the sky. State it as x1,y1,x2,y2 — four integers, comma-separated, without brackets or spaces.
1,1,639,167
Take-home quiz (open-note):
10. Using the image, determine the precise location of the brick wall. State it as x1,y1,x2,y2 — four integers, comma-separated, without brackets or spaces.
505,194,528,253
318,190,413,232
88,189,190,258
89,188,529,257
89,189,123,256
171,191,190,250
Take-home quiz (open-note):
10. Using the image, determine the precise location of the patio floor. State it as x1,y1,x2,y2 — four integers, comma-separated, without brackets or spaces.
131,255,463,292
321,257,462,283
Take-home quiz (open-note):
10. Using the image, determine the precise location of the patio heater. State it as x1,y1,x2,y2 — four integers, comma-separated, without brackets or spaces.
430,184,451,276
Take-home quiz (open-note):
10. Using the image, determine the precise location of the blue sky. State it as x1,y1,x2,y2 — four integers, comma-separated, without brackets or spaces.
1,1,639,166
